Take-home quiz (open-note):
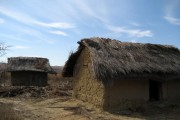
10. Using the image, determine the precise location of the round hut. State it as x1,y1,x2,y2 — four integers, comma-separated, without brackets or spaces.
7,57,54,87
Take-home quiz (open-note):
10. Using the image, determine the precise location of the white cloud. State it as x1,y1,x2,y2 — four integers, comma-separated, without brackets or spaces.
18,28,56,43
108,25,153,38
0,18,4,24
164,16,180,25
13,45,30,49
23,29,57,44
49,30,67,36
164,0,180,26
34,21,75,29
0,33,28,42
73,0,108,23
0,6,35,25
0,6,74,29
131,22,141,27
130,40,137,43
0,28,55,44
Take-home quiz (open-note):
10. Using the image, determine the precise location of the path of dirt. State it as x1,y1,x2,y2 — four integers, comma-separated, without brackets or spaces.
0,86,180,120
0,98,90,120
0,97,140,120
1,97,180,120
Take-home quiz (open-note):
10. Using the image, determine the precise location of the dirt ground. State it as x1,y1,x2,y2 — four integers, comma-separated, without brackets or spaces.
0,78,180,120
0,96,180,120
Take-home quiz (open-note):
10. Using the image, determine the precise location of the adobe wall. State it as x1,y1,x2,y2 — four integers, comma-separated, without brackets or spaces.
73,47,150,110
11,71,47,87
103,79,149,110
162,79,180,101
73,47,105,107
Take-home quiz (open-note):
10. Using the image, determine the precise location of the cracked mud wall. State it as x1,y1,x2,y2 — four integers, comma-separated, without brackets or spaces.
103,79,149,110
73,47,105,108
162,79,180,101
71,46,180,110
72,47,149,110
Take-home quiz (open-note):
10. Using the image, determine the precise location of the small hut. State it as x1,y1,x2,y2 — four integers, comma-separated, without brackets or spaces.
8,57,54,87
0,63,7,85
62,37,180,110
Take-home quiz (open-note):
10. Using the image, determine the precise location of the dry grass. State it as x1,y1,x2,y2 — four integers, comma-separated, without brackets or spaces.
48,73,72,87
0,103,23,120
48,73,63,87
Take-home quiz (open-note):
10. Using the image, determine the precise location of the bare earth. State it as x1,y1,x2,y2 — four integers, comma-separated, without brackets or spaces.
0,79,180,120
0,97,180,120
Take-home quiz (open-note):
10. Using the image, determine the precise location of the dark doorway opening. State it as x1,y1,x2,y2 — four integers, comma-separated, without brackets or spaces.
149,80,161,101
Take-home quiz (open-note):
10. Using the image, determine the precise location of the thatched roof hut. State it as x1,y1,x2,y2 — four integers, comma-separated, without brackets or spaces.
0,63,7,82
0,63,6,72
8,57,54,86
62,37,180,110
8,57,54,73
63,37,180,82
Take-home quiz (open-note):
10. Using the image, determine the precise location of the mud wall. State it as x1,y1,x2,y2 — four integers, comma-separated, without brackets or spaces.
73,47,150,110
103,79,149,110
162,79,180,101
11,71,47,87
73,48,180,110
73,47,105,107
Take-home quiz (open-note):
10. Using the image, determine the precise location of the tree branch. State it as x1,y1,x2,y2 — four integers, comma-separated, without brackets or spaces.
0,42,10,57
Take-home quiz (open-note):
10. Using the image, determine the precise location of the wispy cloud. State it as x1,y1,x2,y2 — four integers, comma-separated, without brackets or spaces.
0,6,34,25
0,18,4,24
164,16,180,25
49,30,67,36
164,0,180,25
108,25,153,38
35,21,75,29
0,6,74,44
0,6,75,29
130,39,137,43
13,45,30,49
73,0,108,23
131,22,141,27
20,29,57,44
0,33,28,42
0,28,55,44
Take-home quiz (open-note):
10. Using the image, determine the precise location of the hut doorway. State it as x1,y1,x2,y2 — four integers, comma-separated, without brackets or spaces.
149,80,161,101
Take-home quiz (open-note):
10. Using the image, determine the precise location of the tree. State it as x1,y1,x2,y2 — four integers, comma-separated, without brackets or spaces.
0,42,9,86
0,42,9,57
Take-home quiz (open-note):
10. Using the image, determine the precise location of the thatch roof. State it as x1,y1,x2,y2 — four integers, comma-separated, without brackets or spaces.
7,57,55,73
62,37,180,82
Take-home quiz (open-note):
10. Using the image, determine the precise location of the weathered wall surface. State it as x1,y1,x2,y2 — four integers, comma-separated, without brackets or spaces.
103,79,149,110
11,71,47,87
73,47,105,107
72,47,180,110
162,79,180,101
73,47,150,110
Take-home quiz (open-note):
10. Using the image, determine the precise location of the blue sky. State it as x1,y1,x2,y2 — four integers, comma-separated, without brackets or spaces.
0,0,180,66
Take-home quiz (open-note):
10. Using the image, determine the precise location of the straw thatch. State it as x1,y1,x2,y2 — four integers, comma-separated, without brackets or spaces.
7,57,54,73
62,37,180,82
